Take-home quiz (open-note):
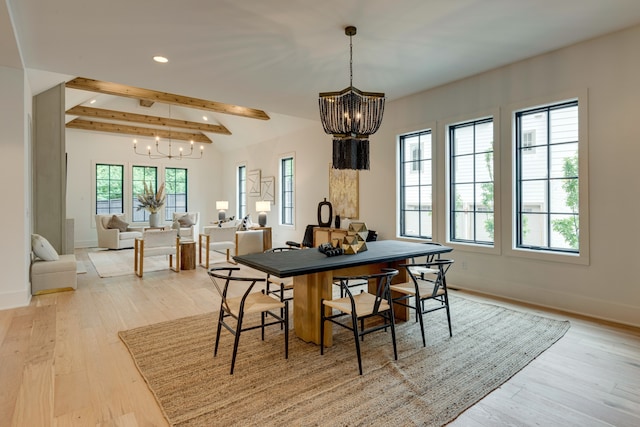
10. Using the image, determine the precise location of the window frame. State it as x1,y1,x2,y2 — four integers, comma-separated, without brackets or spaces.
95,163,124,215
440,108,501,256
131,165,158,223
164,167,188,221
506,90,589,265
237,164,247,219
280,155,295,226
398,129,434,240
448,117,495,247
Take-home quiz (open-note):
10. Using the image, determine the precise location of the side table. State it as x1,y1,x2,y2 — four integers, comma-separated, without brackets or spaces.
179,240,196,270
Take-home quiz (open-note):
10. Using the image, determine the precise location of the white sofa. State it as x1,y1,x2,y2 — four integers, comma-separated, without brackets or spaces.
30,234,77,295
31,254,77,295
95,214,143,249
199,223,264,268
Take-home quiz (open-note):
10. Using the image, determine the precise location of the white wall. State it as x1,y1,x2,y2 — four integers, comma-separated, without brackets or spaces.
0,65,31,309
66,129,224,247
373,25,640,327
221,26,640,327
221,122,331,247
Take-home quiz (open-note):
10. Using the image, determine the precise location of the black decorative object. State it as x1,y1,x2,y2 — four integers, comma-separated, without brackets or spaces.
318,242,344,257
335,214,341,229
317,198,333,227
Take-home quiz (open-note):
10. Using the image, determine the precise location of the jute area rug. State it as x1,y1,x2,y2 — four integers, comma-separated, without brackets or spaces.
88,249,171,277
119,295,570,427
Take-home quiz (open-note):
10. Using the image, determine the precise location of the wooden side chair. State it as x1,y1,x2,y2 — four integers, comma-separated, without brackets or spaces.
392,259,454,347
321,268,399,375
208,267,289,374
133,229,180,277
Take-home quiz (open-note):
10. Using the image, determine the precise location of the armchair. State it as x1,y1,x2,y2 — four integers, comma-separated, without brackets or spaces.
199,224,265,268
172,212,200,240
95,214,142,250
134,229,180,277
199,226,237,267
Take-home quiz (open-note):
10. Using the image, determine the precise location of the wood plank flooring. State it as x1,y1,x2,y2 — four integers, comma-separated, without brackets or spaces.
1,248,639,426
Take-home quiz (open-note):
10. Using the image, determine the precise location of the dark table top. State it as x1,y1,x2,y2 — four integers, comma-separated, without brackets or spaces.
233,240,453,278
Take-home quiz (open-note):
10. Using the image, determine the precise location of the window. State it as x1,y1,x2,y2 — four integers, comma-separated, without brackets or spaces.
132,165,158,222
448,118,494,245
515,100,579,253
164,168,187,220
95,164,123,214
281,156,294,225
399,130,433,239
238,165,246,219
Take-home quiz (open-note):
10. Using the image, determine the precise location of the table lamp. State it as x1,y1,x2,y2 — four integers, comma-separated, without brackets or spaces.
216,201,229,221
256,201,271,227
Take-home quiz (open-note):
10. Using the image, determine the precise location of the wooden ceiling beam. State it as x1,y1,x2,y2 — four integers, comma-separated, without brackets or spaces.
66,77,270,121
66,105,231,135
66,119,212,143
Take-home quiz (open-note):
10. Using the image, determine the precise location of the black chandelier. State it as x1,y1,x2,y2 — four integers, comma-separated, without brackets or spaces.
319,26,385,170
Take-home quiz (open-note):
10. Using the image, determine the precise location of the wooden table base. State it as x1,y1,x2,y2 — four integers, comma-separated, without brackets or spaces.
293,260,410,346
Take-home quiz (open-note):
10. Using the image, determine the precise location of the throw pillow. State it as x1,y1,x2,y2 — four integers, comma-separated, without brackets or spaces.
178,213,195,227
107,215,129,232
237,214,252,231
31,234,59,261
217,216,236,227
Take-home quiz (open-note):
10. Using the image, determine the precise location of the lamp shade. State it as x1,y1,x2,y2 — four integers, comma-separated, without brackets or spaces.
256,201,271,212
216,201,229,210
256,201,271,227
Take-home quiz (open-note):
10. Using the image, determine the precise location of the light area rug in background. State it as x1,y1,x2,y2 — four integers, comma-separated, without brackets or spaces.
118,295,570,427
88,249,174,278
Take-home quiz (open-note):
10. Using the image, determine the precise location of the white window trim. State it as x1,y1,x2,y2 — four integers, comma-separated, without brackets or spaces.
279,152,296,228
505,89,590,265
395,123,438,242
236,162,247,219
440,108,501,256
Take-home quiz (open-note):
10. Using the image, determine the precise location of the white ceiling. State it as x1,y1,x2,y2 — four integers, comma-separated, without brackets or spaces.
5,0,640,151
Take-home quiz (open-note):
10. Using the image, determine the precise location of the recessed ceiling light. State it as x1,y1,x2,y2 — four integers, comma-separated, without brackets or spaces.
153,56,169,63
89,99,96,104
202,116,208,121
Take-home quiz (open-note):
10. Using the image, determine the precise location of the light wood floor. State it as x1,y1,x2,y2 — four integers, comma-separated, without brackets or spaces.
1,248,639,426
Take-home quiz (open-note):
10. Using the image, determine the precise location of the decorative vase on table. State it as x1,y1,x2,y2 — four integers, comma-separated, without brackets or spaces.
149,213,160,227
317,198,333,227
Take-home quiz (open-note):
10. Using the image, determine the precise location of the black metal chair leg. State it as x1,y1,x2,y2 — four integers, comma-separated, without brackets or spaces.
352,314,363,375
214,311,224,356
284,301,289,358
320,299,325,355
230,315,243,375
416,295,427,347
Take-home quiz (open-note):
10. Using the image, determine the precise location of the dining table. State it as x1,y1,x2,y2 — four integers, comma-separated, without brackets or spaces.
233,239,453,345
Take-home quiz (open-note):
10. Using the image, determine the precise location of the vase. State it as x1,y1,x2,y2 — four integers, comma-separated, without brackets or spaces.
317,198,333,227
335,214,341,229
148,213,160,227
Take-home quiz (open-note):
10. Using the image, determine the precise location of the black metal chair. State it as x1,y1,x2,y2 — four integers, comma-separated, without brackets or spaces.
208,267,289,374
321,268,399,375
285,224,316,249
407,242,444,280
391,259,454,347
334,228,379,298
264,247,299,326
